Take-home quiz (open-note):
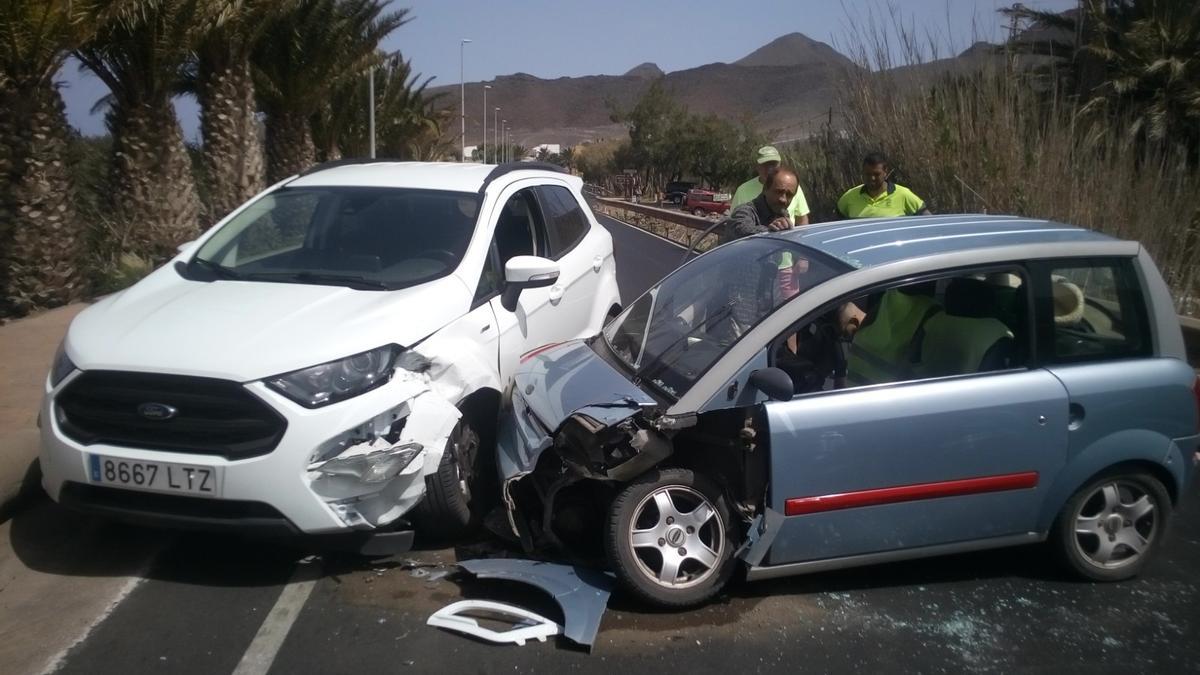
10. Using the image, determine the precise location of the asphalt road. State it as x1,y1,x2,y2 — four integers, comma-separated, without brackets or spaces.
13,215,1200,674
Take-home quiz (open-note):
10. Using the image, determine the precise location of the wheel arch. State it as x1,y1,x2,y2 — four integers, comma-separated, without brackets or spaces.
456,387,502,437
1036,430,1184,532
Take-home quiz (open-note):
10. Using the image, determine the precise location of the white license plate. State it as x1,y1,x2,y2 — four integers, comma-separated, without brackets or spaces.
88,454,223,496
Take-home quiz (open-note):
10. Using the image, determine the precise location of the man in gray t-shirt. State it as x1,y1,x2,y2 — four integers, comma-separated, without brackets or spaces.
719,167,799,244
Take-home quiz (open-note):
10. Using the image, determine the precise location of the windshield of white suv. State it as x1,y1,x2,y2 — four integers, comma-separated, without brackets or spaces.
188,187,481,290
603,237,846,399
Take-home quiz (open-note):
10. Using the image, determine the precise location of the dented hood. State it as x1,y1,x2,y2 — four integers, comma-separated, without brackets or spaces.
514,340,656,433
67,268,472,382
501,340,656,479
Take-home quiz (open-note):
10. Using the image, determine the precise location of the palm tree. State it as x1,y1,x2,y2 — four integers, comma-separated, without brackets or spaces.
0,0,110,315
1003,0,1200,159
253,0,409,182
344,54,443,159
191,0,294,221
404,108,457,161
1078,0,1200,156
74,0,213,262
558,145,575,171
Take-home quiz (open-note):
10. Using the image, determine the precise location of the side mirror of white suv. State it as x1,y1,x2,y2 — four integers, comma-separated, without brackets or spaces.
501,256,560,312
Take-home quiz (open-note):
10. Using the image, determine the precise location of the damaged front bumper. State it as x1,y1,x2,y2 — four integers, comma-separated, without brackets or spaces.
40,351,467,540
497,340,678,547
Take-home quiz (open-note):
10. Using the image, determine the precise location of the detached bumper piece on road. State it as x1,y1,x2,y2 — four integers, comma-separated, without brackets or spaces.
430,559,615,650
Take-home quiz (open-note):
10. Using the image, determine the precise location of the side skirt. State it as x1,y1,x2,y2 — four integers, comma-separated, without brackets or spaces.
744,532,1046,582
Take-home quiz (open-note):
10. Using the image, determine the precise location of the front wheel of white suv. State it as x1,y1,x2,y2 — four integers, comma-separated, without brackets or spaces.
412,419,480,538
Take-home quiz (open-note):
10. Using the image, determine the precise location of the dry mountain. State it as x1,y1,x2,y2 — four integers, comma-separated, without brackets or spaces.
436,32,860,147
438,31,1042,148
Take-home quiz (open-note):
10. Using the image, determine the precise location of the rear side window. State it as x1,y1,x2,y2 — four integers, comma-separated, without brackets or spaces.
536,185,589,258
1040,259,1150,363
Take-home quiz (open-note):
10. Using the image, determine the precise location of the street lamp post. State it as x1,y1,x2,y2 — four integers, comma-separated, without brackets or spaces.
368,64,376,158
482,84,491,163
368,49,404,159
460,38,471,162
501,121,507,163
493,108,500,164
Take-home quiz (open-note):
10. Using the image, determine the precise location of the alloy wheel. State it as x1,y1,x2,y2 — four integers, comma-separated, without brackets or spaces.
628,485,725,589
1072,479,1158,570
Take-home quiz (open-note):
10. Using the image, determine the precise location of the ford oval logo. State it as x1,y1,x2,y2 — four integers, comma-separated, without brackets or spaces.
138,402,178,421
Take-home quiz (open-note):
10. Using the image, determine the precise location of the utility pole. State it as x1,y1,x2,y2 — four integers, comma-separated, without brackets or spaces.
482,84,491,163
459,38,471,162
368,65,375,158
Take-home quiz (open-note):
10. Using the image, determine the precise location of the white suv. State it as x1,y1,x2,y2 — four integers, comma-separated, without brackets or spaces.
39,161,621,553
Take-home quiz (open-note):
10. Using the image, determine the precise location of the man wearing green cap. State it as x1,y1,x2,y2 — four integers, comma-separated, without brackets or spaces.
730,145,810,225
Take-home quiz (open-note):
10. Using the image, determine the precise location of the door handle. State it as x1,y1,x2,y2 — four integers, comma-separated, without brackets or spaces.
592,255,603,272
549,285,564,303
1068,403,1085,431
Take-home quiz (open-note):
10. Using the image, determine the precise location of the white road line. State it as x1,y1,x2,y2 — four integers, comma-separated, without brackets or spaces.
41,575,146,675
230,561,320,675
597,213,690,250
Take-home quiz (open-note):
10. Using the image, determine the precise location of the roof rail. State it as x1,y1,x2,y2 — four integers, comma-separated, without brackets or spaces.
479,161,567,194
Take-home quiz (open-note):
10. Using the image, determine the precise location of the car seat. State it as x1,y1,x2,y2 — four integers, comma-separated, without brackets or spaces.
915,278,1015,378
495,199,535,264
845,288,941,385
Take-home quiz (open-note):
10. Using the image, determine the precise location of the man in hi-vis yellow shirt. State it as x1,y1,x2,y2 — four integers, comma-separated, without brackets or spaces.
730,146,810,225
836,152,931,219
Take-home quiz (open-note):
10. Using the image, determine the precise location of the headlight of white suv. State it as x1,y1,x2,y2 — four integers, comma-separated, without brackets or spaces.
50,341,77,387
266,345,401,408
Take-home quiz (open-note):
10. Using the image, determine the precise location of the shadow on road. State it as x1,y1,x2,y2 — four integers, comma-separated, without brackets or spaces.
7,490,165,579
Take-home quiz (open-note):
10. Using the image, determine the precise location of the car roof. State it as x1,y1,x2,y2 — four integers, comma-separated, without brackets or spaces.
781,214,1119,268
286,161,574,193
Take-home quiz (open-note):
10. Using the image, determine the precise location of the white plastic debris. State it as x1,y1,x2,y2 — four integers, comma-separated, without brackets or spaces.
426,600,562,646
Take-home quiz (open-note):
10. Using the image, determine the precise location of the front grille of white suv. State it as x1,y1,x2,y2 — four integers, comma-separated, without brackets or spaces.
56,371,287,459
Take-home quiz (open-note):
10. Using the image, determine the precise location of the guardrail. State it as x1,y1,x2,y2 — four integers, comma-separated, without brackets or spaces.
593,197,714,232
591,196,1200,367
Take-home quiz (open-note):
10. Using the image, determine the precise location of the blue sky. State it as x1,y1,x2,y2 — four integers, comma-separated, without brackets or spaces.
58,0,1076,139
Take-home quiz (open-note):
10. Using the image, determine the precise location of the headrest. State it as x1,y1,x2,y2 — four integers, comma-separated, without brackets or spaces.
1051,277,1085,325
944,277,1000,318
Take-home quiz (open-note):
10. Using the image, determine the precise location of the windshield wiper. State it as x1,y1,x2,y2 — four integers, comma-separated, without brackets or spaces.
244,271,392,290
190,257,242,280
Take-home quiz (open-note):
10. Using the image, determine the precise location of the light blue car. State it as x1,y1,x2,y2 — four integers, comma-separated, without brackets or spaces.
498,214,1200,608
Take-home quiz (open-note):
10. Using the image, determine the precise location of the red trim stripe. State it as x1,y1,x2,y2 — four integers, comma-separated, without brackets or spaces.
784,471,1039,517
520,341,566,364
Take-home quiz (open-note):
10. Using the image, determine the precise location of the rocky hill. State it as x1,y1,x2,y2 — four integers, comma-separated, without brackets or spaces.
435,28,1052,148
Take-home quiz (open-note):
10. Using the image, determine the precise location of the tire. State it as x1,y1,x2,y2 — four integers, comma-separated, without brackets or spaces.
692,207,706,217
1051,469,1171,582
411,419,481,538
605,468,738,608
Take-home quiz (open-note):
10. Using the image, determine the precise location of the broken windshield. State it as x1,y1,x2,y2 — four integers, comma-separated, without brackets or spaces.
603,237,846,399
189,186,481,291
